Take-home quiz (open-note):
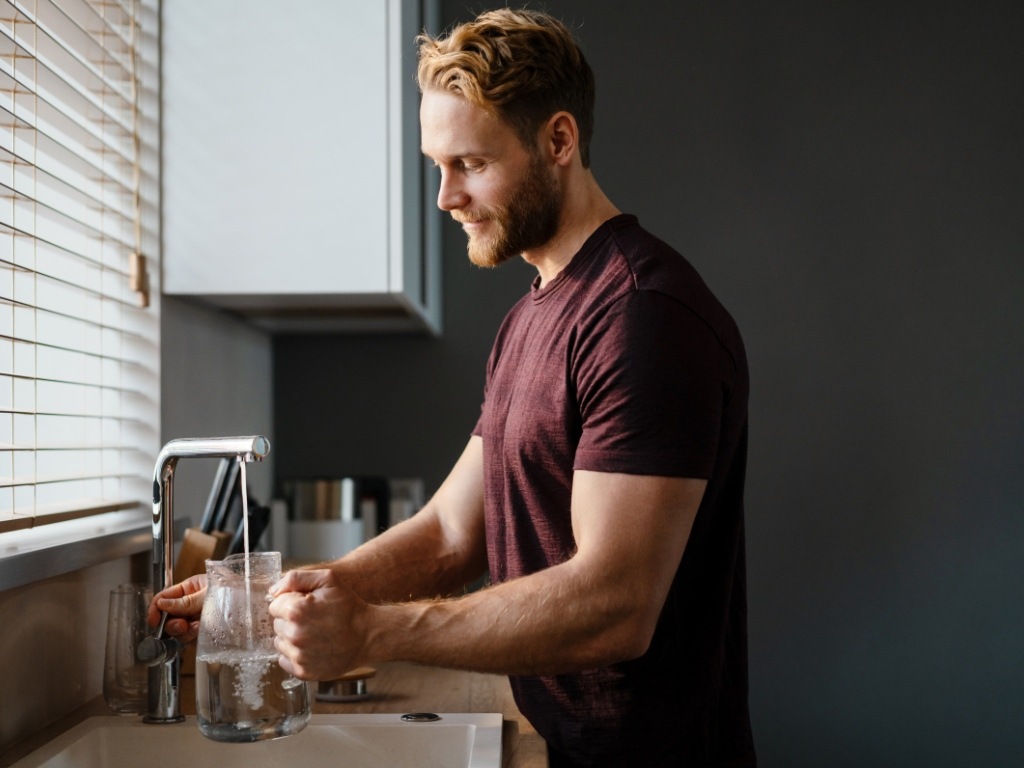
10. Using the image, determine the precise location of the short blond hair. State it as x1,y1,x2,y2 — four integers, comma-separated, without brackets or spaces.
417,8,595,167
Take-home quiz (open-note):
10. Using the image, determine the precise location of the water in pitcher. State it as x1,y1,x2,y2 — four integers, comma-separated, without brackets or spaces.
196,650,309,742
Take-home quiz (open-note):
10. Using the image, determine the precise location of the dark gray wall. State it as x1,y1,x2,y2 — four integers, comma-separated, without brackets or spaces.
274,2,1023,765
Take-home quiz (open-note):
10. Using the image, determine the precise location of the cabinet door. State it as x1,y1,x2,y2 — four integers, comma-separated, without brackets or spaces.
162,0,437,327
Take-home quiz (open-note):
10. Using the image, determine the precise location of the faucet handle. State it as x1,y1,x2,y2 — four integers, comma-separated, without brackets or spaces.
137,612,181,667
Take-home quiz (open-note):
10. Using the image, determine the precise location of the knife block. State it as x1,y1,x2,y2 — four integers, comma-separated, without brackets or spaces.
174,528,233,583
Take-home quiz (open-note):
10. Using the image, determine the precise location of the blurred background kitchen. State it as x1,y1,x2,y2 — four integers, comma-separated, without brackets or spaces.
1,1,1021,766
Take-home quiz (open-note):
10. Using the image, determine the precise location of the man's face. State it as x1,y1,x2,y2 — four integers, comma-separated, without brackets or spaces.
420,89,561,267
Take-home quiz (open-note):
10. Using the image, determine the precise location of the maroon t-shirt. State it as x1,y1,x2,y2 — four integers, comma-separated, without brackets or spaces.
473,215,755,767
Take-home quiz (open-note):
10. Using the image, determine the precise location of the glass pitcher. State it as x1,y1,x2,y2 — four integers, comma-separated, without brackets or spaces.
195,552,311,742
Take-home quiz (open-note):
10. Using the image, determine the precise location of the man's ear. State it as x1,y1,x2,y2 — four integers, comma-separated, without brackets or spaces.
543,111,579,167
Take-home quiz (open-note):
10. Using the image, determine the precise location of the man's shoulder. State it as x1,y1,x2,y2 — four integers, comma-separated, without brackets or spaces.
604,216,700,286
600,217,746,360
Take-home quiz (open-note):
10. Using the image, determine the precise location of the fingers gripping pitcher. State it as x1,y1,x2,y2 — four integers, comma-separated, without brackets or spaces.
196,552,311,742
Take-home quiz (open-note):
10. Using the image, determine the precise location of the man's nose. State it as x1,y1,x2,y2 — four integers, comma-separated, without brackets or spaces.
436,172,469,211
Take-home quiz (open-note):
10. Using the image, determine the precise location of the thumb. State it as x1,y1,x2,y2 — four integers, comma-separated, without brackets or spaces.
270,568,334,597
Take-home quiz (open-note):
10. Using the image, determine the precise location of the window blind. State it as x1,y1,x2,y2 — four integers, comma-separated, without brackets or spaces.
0,0,158,532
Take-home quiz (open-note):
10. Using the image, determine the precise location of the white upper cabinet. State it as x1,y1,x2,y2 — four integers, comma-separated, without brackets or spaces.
162,0,441,333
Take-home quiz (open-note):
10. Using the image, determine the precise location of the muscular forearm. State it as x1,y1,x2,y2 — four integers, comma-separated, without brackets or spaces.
362,557,650,676
318,507,486,605
316,439,487,605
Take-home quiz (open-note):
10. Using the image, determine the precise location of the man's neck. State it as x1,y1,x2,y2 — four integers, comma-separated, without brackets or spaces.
523,175,620,287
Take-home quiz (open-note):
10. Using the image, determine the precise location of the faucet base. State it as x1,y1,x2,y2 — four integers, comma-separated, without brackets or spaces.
143,715,187,725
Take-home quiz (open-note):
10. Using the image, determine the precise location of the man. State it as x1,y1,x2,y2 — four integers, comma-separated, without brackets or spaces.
153,9,754,767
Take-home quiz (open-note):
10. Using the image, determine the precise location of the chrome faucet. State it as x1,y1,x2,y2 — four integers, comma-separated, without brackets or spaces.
144,436,270,723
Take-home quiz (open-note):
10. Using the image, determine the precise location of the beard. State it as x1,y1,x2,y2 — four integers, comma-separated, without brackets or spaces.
459,153,562,269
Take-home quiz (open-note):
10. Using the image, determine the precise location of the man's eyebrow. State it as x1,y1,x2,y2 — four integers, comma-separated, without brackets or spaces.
421,149,489,164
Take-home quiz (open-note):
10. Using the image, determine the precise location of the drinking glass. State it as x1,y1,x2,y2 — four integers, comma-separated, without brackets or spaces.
102,583,151,715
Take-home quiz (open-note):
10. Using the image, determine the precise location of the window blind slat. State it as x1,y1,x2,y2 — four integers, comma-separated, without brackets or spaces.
0,137,136,228
0,375,148,404
0,262,143,320
1,221,139,285
0,181,136,254
0,334,147,374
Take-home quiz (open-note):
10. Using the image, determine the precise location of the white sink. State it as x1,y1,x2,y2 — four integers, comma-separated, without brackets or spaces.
11,713,503,768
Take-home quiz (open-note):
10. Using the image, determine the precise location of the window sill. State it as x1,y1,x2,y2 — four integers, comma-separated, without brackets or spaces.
0,510,153,591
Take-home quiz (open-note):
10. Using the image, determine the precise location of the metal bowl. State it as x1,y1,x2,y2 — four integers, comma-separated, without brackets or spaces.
315,666,376,702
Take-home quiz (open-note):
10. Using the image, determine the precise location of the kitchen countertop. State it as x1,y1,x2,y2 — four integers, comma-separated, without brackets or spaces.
0,662,547,768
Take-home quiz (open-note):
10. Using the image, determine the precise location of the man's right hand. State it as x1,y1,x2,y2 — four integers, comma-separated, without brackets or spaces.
148,573,207,644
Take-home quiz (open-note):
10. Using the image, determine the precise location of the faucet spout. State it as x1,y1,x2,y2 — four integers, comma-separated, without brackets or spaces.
145,435,270,724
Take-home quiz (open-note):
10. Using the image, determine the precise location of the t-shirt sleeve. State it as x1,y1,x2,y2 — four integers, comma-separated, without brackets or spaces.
572,290,735,478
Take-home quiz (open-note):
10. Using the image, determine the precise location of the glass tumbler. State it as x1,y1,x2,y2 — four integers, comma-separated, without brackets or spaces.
102,583,152,715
